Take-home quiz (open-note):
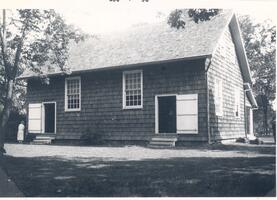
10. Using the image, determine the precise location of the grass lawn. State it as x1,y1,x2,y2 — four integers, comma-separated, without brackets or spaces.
1,143,276,197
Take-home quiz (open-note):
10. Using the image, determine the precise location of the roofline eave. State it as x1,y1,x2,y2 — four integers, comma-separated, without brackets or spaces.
17,54,210,80
230,14,253,85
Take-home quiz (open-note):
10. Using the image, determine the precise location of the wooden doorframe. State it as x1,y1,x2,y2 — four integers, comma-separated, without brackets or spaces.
42,101,57,134
155,94,177,134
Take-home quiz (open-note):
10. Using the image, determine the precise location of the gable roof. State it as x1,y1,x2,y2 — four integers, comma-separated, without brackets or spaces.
20,10,257,108
229,14,253,84
20,9,234,78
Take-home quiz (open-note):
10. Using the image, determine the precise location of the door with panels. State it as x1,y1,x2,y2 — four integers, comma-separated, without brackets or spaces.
28,103,56,134
176,94,198,134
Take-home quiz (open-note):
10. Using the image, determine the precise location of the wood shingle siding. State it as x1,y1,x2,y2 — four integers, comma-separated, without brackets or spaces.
208,26,246,141
26,59,208,142
24,11,257,144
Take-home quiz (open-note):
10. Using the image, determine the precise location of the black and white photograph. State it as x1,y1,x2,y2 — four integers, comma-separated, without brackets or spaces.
0,0,276,198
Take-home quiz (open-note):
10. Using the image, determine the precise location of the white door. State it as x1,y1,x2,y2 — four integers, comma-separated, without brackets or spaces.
28,103,42,133
176,94,198,134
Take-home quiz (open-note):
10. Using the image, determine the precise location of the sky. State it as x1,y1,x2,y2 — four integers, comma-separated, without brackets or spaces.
57,0,277,34
1,0,277,34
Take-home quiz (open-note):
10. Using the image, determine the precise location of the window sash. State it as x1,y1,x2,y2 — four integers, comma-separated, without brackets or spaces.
65,77,81,111
123,70,143,109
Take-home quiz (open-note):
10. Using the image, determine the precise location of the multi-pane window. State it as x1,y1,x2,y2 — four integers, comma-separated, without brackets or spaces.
214,79,223,116
65,77,81,111
123,70,143,109
234,87,240,118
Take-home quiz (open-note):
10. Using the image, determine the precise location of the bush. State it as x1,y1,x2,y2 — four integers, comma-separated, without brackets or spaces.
236,137,248,143
249,138,264,145
5,111,26,142
80,127,104,145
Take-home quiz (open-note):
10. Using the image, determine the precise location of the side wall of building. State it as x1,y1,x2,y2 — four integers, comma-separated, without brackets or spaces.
208,25,246,140
26,59,208,142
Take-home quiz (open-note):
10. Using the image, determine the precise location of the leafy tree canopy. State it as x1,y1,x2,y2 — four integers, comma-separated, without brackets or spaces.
239,15,276,104
0,9,86,107
167,9,221,29
239,15,276,134
0,9,87,152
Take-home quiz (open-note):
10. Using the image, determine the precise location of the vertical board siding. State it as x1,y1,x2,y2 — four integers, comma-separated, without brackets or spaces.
208,26,246,140
26,59,208,141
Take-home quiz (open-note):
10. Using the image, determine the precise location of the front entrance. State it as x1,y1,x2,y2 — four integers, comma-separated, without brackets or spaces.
43,103,56,133
155,94,198,134
158,96,176,133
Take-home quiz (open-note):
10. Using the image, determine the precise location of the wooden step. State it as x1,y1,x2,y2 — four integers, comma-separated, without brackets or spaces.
155,133,177,138
149,141,175,146
30,135,55,145
35,136,55,140
148,143,175,148
148,135,177,148
31,139,52,145
151,137,177,142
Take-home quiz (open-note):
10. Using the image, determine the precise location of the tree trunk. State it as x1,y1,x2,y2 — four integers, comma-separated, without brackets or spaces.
264,106,268,135
0,79,14,153
261,95,269,135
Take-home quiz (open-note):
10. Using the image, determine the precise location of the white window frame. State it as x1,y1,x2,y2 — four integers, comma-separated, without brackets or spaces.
234,87,241,118
65,76,81,112
122,70,143,109
214,78,223,116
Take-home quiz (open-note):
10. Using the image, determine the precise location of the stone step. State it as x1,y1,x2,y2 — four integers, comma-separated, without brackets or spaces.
151,137,177,142
35,136,55,140
154,134,177,138
31,139,52,145
149,140,175,145
148,143,175,149
31,135,55,145
148,135,177,148
148,145,175,149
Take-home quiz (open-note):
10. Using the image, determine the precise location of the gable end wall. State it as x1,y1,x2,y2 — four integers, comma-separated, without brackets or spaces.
208,25,246,140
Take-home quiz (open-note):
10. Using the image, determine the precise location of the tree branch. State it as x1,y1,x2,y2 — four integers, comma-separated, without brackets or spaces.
15,81,27,87
12,22,28,79
0,10,8,72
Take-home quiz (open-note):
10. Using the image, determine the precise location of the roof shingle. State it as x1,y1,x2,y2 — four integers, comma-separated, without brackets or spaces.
20,10,233,78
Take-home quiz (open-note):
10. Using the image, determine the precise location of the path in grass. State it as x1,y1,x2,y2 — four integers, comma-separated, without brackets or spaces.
1,143,276,197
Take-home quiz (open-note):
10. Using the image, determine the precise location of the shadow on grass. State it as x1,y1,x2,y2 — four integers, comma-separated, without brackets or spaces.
1,154,276,197
175,143,276,155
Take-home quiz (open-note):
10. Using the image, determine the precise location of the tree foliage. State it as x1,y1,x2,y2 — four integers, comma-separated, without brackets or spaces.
167,9,186,29
239,15,276,134
0,9,86,153
188,9,220,23
167,9,221,29
239,16,276,101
